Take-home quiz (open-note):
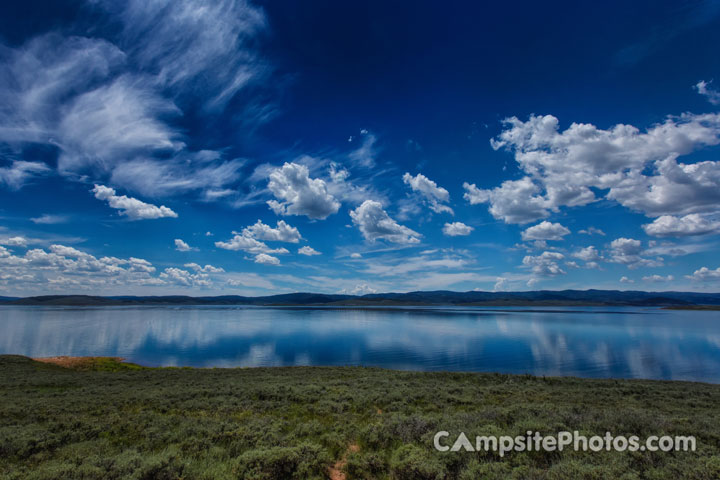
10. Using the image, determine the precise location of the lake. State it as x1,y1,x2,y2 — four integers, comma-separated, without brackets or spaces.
1,305,719,382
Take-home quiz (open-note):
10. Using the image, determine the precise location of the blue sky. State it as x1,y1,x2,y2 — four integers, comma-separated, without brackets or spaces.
1,0,720,296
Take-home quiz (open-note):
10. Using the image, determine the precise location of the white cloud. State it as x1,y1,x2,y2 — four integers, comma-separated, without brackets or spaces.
341,283,378,295
0,243,177,292
608,237,663,269
493,277,508,292
467,112,720,224
685,266,720,282
522,251,566,276
578,226,606,236
160,267,211,287
361,254,469,277
350,200,421,244
0,2,269,197
298,246,321,256
92,184,177,220
97,0,268,111
57,76,184,176
696,80,720,105
30,214,69,225
184,263,224,273
442,222,473,237
521,221,570,241
350,253,362,259
254,253,280,265
242,220,301,243
642,274,674,283
464,177,551,224
214,234,289,255
0,34,125,147
642,214,720,237
0,236,28,248
174,239,194,252
402,172,453,214
620,276,634,283
0,161,51,190
267,162,340,219
572,246,602,263
109,153,245,198
348,131,377,168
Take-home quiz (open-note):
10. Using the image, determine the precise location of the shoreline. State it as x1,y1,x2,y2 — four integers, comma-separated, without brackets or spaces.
23,355,718,385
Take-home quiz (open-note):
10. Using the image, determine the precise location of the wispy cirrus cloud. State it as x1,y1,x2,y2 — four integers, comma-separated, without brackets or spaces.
0,0,271,198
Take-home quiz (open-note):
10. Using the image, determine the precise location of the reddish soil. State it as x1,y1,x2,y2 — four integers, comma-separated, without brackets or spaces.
32,356,124,369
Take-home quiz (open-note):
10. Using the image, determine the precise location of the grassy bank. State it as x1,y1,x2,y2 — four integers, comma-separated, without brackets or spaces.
1,356,719,479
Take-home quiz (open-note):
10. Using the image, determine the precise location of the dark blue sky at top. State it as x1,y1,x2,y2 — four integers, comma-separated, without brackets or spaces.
0,0,719,295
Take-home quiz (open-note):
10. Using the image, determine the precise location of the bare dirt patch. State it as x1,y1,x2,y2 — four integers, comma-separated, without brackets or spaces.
33,356,125,369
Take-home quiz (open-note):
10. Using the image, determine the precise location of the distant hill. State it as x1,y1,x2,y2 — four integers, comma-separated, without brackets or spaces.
1,290,720,307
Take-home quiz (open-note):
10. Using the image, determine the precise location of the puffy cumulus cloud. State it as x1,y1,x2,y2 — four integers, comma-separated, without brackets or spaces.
608,237,663,269
696,80,720,105
254,253,280,265
0,243,188,292
642,214,720,237
92,185,177,220
620,276,634,284
174,239,194,252
350,200,421,244
298,246,321,256
160,267,211,287
521,221,570,241
642,274,674,283
606,156,720,217
579,226,606,236
267,162,340,219
215,219,302,261
493,277,509,292
350,253,362,259
464,177,551,224
572,246,602,263
522,251,566,276
402,173,453,214
0,236,28,248
241,220,301,243
467,112,720,224
184,263,224,273
685,266,720,282
214,234,289,255
442,222,474,237
341,283,378,295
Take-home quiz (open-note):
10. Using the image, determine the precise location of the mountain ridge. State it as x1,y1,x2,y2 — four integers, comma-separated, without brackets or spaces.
2,289,720,306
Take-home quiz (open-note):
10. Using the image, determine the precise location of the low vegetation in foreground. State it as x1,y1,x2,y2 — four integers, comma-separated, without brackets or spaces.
1,356,719,480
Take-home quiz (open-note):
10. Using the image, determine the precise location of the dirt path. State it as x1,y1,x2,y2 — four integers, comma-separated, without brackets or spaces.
328,443,360,480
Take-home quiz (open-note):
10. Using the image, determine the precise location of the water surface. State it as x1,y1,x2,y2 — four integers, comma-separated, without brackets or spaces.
1,305,719,382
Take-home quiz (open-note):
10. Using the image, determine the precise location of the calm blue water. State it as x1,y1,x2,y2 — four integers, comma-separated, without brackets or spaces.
1,305,719,382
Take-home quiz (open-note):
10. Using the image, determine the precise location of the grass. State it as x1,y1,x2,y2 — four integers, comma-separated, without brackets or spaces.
1,355,720,479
